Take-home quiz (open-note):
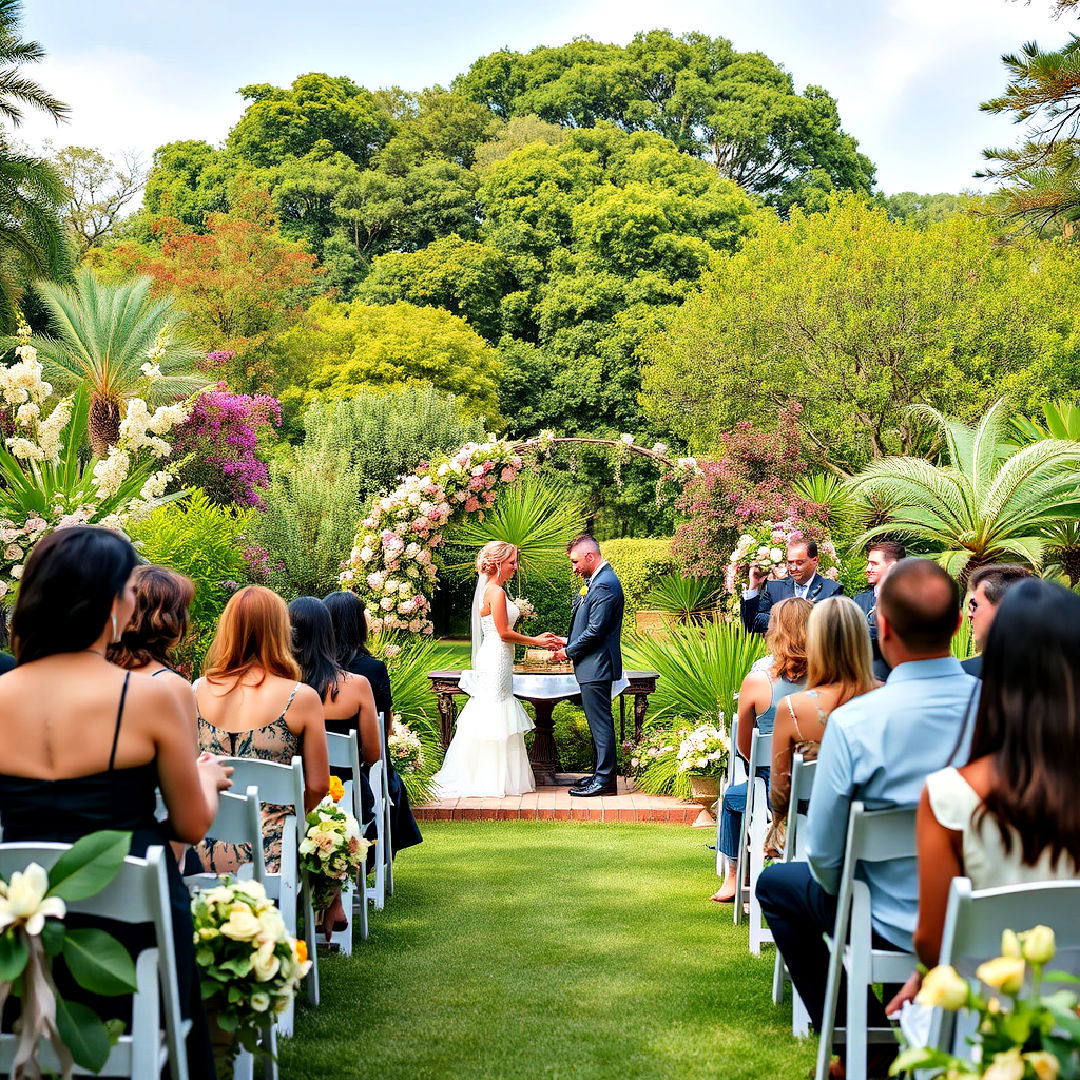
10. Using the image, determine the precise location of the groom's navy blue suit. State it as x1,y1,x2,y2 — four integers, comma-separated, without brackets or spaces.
739,573,844,635
566,563,625,786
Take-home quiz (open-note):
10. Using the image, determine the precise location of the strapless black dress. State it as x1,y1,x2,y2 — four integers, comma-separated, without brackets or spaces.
0,676,216,1077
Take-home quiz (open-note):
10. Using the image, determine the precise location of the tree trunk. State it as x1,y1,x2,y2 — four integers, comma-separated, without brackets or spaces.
89,392,120,459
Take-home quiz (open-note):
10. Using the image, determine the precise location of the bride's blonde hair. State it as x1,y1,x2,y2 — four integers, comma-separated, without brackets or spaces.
476,541,517,577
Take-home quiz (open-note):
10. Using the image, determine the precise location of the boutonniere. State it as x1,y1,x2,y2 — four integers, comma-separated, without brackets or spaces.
810,579,823,599
578,585,589,596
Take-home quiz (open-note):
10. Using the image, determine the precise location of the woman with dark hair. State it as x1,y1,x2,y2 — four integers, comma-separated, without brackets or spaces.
0,526,231,1077
323,590,423,856
196,586,329,876
289,596,380,937
888,579,1080,1010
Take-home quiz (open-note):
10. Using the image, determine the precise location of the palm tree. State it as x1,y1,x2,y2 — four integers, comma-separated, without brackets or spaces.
0,0,73,328
16,270,207,456
850,400,1080,586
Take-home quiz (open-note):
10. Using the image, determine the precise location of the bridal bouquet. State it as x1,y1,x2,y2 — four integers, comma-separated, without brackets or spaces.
191,878,311,1063
511,595,536,619
676,722,729,777
892,924,1079,1079
388,720,425,774
299,797,373,910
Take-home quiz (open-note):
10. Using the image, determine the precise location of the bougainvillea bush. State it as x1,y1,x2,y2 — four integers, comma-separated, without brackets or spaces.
172,382,281,507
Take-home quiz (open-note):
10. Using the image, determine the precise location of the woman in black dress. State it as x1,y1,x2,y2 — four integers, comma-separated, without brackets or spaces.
323,591,423,856
0,527,232,1078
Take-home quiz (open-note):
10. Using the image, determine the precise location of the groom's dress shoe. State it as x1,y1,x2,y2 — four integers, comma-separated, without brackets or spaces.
569,775,595,790
569,780,617,798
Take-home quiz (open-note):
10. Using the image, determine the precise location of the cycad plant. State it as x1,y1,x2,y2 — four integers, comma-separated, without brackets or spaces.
11,270,206,456
851,400,1080,585
643,573,723,624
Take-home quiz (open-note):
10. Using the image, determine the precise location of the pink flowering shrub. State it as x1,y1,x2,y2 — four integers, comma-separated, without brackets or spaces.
173,383,282,507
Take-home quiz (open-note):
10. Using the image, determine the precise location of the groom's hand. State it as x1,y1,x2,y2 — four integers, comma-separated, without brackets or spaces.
536,632,562,649
551,648,568,662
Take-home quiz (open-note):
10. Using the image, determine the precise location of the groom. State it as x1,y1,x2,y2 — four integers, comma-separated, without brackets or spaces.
552,534,625,797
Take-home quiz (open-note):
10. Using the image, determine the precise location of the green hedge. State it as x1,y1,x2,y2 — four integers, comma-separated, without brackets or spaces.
601,538,678,634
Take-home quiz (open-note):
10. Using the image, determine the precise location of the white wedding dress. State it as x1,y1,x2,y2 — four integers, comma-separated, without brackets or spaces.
432,598,536,798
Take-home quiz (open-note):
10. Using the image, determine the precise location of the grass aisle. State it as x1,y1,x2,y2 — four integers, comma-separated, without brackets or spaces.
281,821,815,1080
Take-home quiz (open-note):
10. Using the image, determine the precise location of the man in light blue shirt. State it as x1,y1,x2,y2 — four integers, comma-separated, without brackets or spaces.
756,559,977,1066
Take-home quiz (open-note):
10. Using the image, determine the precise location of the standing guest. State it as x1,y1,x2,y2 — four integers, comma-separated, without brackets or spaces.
740,539,844,635
711,596,812,903
289,595,380,936
961,563,1032,678
768,596,879,847
323,590,423,857
756,559,976,1079
852,542,905,681
196,585,329,875
0,527,231,1078
887,578,1080,1012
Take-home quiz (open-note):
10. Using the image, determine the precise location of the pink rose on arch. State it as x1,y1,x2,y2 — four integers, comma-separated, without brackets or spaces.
408,619,423,632
481,461,494,474
500,468,516,483
464,496,481,512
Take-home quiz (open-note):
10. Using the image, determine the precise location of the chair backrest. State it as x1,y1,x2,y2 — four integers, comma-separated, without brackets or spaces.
217,755,307,848
192,786,265,885
940,876,1080,978
785,756,817,863
845,801,918,866
748,728,773,772
326,729,362,775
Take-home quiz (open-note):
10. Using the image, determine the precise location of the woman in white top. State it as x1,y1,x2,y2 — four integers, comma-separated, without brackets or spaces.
889,579,1080,1009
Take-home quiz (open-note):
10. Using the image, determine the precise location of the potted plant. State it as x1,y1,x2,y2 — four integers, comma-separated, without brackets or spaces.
677,722,729,827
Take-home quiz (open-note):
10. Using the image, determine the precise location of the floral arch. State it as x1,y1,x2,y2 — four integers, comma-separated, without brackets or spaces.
339,431,700,635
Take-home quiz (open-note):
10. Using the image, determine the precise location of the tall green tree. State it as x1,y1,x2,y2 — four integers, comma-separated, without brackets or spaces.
640,196,1080,469
456,30,874,211
0,0,73,328
16,269,206,456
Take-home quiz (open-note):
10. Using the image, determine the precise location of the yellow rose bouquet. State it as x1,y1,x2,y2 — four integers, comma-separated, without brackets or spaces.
298,796,373,911
891,925,1079,1079
190,879,311,1066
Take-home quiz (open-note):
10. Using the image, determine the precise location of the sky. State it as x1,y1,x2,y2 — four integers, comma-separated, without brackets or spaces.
15,0,1074,194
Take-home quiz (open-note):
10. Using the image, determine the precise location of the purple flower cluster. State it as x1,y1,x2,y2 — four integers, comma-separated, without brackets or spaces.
242,544,282,582
174,383,282,507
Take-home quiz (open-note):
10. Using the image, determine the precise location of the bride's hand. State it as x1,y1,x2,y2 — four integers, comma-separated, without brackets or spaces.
535,632,562,650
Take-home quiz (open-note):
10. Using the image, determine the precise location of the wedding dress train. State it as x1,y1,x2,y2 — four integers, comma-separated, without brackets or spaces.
432,599,536,798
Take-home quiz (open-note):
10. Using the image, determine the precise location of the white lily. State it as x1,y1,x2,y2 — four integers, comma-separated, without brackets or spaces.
0,863,65,936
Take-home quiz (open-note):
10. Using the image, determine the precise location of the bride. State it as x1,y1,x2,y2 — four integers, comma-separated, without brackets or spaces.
432,541,562,798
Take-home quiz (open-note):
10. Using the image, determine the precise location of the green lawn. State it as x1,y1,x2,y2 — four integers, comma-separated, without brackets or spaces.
281,821,815,1080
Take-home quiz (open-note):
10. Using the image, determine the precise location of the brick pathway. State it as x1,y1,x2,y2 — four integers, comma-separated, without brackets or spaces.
415,775,703,824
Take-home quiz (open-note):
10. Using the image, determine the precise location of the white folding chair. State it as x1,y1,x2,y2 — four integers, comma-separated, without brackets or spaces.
366,712,393,911
183,787,276,1080
215,755,319,1038
716,715,747,875
325,729,369,951
379,711,394,900
816,802,918,1080
924,877,1080,1060
734,729,772,927
0,843,188,1080
771,756,818,1036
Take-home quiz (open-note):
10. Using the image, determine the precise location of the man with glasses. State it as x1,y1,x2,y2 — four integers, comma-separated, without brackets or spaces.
962,563,1032,678
740,539,843,635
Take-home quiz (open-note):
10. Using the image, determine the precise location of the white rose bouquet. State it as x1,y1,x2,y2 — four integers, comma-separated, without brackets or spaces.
388,720,425,774
676,722,728,777
190,879,311,1063
511,595,536,619
298,797,373,911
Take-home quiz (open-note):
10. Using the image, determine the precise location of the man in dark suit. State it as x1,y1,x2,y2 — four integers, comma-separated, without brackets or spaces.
961,563,1032,678
740,540,843,635
852,541,905,681
552,534,625,797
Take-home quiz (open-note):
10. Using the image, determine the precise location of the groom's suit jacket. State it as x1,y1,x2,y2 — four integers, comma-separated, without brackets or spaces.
739,573,843,635
853,586,891,681
566,563,625,684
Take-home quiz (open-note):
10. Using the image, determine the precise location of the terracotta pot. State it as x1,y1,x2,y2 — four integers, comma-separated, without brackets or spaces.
688,774,720,828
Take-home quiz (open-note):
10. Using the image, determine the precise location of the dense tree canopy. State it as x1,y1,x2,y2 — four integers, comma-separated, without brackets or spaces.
455,30,874,211
640,196,1080,470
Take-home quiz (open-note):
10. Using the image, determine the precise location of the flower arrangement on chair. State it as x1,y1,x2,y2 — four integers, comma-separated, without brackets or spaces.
387,721,425,775
298,798,373,913
893,925,1079,1079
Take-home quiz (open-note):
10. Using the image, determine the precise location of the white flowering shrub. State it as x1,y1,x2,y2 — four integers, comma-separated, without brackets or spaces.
0,326,189,593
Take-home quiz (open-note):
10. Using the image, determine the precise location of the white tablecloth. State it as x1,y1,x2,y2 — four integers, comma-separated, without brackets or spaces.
458,671,630,700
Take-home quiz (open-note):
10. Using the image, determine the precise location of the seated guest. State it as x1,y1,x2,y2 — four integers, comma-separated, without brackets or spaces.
740,539,844,635
324,590,423,857
756,558,977,1078
711,596,812,903
768,596,879,849
961,563,1032,678
196,585,329,874
0,527,231,1077
852,541,905,681
887,578,1080,1010
289,595,380,936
